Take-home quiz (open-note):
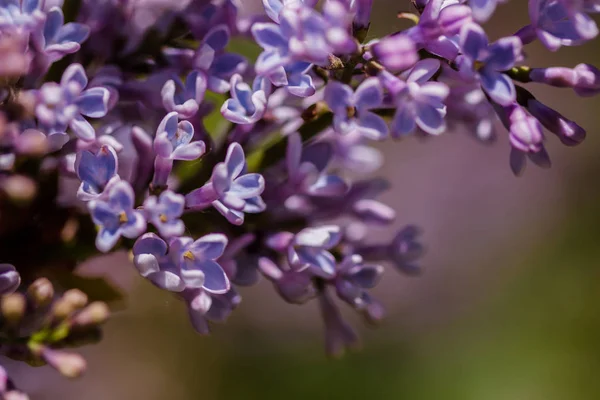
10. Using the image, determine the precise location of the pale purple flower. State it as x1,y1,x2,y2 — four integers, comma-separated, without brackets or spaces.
88,180,146,252
161,71,207,119
143,190,185,238
457,23,522,106
518,0,599,50
221,74,269,124
283,133,348,199
269,225,342,278
383,59,450,137
75,144,120,201
34,63,110,142
170,234,230,293
33,6,90,67
133,233,186,292
152,112,206,188
0,0,45,31
403,0,473,60
186,143,266,225
371,34,418,72
164,24,246,93
324,77,388,140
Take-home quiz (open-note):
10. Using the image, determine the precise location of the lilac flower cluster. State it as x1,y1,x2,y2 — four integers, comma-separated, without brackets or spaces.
0,0,598,389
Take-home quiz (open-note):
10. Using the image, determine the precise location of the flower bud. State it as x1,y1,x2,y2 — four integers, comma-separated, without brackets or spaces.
1,175,37,204
573,63,600,96
4,391,31,400
14,129,48,156
526,99,586,146
26,278,54,307
371,34,418,72
530,67,577,87
72,302,110,327
41,348,86,378
1,293,26,323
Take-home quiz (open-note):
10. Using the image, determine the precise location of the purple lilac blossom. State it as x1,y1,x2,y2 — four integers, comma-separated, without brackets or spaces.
88,180,146,252
34,63,110,142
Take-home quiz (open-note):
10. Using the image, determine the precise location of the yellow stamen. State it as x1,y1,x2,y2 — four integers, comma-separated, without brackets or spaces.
118,212,128,224
159,213,168,223
183,250,195,261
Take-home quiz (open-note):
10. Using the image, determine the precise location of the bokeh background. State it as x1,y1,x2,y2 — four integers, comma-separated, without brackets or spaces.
6,1,600,399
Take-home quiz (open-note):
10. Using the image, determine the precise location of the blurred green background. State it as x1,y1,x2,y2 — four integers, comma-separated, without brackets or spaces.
12,2,600,399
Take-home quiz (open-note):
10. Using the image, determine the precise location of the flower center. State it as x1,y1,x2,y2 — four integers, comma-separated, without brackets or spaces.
346,106,357,118
118,212,128,224
183,250,195,261
159,213,168,223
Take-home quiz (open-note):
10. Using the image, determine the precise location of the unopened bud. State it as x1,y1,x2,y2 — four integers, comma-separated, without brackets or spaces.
27,278,54,307
72,302,110,326
41,348,86,378
14,129,48,156
4,391,30,400
1,293,26,323
62,289,88,309
1,175,37,204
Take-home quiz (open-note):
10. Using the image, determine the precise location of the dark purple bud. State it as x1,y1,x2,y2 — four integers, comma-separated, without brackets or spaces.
526,99,586,146
530,67,578,87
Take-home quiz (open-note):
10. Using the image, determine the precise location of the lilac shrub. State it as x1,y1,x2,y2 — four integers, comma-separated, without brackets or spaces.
0,0,598,394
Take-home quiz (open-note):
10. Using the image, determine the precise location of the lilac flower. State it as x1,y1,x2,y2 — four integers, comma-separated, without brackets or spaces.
183,287,241,334
133,233,186,292
457,23,523,106
518,0,599,50
219,233,260,286
525,98,586,146
382,59,450,137
34,63,110,142
143,190,185,238
402,0,473,60
280,133,348,200
152,112,206,188
75,144,120,201
0,263,20,294
0,0,45,31
164,24,246,93
186,143,266,225
324,77,388,140
268,225,342,278
33,6,90,67
266,61,315,97
170,234,230,293
221,74,269,124
161,71,207,119
259,256,316,303
322,0,357,54
88,180,146,252
332,254,383,308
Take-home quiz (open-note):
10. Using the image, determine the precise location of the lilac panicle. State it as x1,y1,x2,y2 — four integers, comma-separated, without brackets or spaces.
4,0,600,377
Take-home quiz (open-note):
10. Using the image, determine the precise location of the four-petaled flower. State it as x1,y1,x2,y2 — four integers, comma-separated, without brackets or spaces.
383,59,450,137
324,77,389,140
221,74,269,124
170,234,230,293
35,63,110,142
457,23,523,106
186,143,266,225
88,180,146,252
143,190,186,238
